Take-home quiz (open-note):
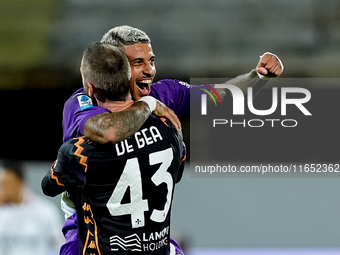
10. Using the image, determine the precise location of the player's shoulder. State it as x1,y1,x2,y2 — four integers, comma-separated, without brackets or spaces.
147,114,174,128
146,115,183,141
62,136,96,151
52,137,103,181
153,79,191,88
59,137,97,164
64,88,84,105
150,115,184,157
64,88,94,111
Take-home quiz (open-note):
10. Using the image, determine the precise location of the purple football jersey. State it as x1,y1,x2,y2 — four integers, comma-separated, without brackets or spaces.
62,88,110,142
150,79,193,117
62,79,202,143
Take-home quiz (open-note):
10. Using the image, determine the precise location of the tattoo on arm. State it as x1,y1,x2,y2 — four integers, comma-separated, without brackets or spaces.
83,101,150,144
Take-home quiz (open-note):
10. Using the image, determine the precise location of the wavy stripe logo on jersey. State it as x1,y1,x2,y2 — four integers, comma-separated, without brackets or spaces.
110,234,142,252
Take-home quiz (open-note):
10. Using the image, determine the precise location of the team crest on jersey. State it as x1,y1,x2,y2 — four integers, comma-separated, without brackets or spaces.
77,95,93,110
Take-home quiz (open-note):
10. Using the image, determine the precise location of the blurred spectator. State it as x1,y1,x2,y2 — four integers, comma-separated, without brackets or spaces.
0,160,64,255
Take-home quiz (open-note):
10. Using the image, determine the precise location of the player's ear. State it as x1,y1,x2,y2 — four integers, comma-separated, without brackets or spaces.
87,83,95,97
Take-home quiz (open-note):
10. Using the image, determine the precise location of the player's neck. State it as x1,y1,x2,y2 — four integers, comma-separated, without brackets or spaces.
97,98,134,113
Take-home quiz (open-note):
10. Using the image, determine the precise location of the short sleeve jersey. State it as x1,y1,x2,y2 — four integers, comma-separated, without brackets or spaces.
45,115,184,254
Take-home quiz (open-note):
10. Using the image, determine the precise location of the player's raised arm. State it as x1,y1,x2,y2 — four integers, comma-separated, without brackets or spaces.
214,52,284,101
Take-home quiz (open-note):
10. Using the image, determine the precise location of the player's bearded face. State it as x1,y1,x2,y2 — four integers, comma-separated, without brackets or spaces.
124,42,156,101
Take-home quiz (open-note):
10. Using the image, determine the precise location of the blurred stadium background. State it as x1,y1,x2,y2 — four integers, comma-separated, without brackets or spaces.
1,0,340,254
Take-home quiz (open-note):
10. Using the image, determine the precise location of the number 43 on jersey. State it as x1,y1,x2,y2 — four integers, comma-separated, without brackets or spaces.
106,148,174,228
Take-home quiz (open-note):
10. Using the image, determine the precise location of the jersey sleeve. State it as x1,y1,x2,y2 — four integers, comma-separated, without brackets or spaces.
41,138,89,197
150,79,193,117
62,88,110,142
150,79,206,118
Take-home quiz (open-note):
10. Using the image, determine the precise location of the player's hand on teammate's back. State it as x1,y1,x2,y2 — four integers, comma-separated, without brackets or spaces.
153,100,181,131
256,53,283,77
